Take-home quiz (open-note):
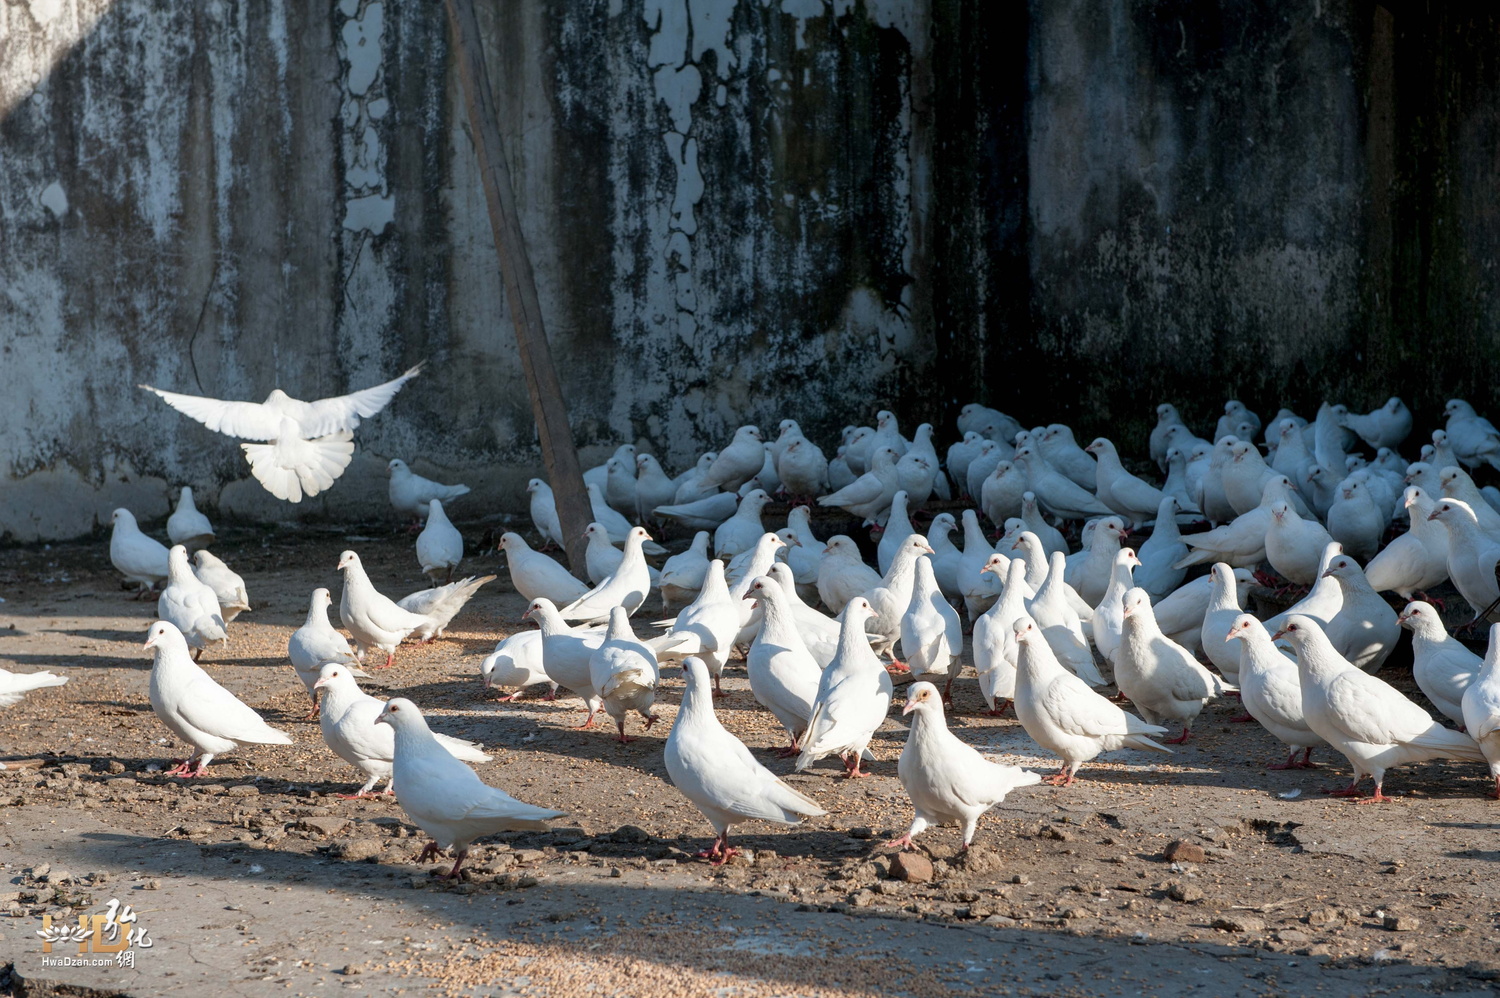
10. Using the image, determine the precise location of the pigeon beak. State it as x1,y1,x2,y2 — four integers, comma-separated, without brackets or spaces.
142,636,157,651
313,677,330,690
1396,611,1411,625
374,714,388,728
1270,627,1289,641
1224,628,1238,642
521,608,534,620
1426,510,1441,521
1320,568,1335,579
901,699,919,716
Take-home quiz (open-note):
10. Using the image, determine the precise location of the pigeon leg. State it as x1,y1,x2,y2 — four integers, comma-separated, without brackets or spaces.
774,735,801,758
1490,776,1500,800
984,699,1012,717
494,690,523,702
375,651,396,670
642,712,660,731
162,759,194,777
615,719,635,744
416,842,443,865
884,833,914,851
885,660,911,676
709,833,739,866
1354,782,1398,804
1413,591,1446,614
1295,747,1320,769
336,791,390,800
1266,748,1303,771
542,687,559,701
1228,711,1256,723
941,671,958,704
1163,726,1193,745
1322,776,1364,797
844,753,872,779
712,672,725,698
1041,767,1076,787
443,849,470,879
577,707,599,729
192,647,203,663
303,697,321,721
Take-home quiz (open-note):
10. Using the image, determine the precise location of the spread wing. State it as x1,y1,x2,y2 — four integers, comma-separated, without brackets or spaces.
296,363,425,437
138,387,284,441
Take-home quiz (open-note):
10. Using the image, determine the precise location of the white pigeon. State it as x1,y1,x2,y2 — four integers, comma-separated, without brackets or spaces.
980,460,1028,528
497,531,591,606
964,440,1007,503
1161,447,1198,514
946,431,985,495
767,562,844,667
861,534,934,663
314,663,488,797
870,409,910,458
526,479,567,549
1037,424,1097,490
1273,615,1485,802
388,458,469,519
1341,397,1411,450
1018,491,1068,559
972,558,1031,714
480,630,558,702
1326,478,1384,564
109,507,170,597
395,575,495,642
634,454,679,524
1117,588,1231,743
588,482,667,554
1216,400,1262,443
415,499,464,585
653,492,739,531
745,574,825,753
959,403,1022,442
877,491,916,575
1152,568,1254,651
556,526,655,624
1091,548,1142,668
672,450,722,503
888,681,1041,850
603,457,639,519
157,545,227,661
1320,554,1400,672
521,598,607,725
956,510,1002,621
1014,445,1116,522
658,531,711,611
581,444,636,493
1264,542,1347,636
0,667,68,708
1263,500,1335,585
1397,601,1480,726
927,512,963,596
288,587,362,716
1461,625,1500,798
377,697,565,877
778,512,823,603
143,620,292,777
1312,402,1356,474
818,535,883,615
1270,417,1317,485
1427,498,1500,622
141,363,421,502
714,489,772,559
1199,563,1250,684
1067,516,1128,606
584,522,663,587
1025,551,1105,686
1438,465,1500,536
819,446,902,523
1012,616,1169,785
1133,497,1188,601
1195,437,1238,522
1150,403,1187,470
1087,437,1173,527
1443,399,1500,470
1366,486,1449,599
588,607,660,743
661,559,741,696
1219,440,1276,516
698,427,767,493
1173,478,1280,569
337,549,431,668
665,656,827,864
192,549,250,623
900,555,963,698
166,486,215,551
777,436,830,497
796,598,893,778
1225,614,1326,769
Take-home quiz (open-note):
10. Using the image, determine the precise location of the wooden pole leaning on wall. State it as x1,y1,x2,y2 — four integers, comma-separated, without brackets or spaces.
443,0,592,576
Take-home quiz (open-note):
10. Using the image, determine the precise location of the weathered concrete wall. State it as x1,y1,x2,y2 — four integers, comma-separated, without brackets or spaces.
3,1,1500,540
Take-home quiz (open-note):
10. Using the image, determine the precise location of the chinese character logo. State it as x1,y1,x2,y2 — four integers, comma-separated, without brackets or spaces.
37,898,154,967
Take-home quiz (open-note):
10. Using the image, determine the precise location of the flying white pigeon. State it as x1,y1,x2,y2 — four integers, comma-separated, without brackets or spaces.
1274,615,1485,802
388,459,469,520
192,549,250,623
166,486,215,551
888,681,1041,849
0,667,69,709
143,620,292,777
288,587,363,717
157,545,227,661
1012,615,1169,786
109,508,170,598
796,598,893,778
314,663,489,797
377,697,565,877
664,656,827,864
140,363,423,502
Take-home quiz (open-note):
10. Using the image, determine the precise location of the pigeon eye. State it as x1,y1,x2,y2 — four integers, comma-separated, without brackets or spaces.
390,705,400,712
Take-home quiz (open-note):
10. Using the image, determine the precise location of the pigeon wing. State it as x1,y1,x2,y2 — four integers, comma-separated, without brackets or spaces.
138,386,284,441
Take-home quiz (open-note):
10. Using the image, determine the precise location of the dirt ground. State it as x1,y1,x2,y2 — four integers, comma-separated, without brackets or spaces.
2,519,1499,997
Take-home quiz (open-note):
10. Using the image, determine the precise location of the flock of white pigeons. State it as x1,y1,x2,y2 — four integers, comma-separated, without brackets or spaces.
6,365,1500,879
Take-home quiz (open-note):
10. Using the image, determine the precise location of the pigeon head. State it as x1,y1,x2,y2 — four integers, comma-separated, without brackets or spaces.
1230,441,1255,462
876,410,896,429
979,554,1007,576
1120,548,1142,569
143,620,180,651
1321,556,1357,580
743,489,771,506
1233,420,1255,439
737,426,763,443
1120,588,1151,618
1402,487,1425,509
337,550,360,571
1396,602,1436,629
1225,400,1247,417
526,478,546,494
1270,614,1319,644
778,419,799,437
583,523,605,541
1165,447,1186,466
775,528,799,548
842,597,875,623
1225,613,1258,644
1278,419,1299,441
901,681,943,717
388,459,408,475
1387,397,1405,412
111,508,135,526
313,663,354,690
606,458,626,475
1156,403,1179,423
785,439,803,455
311,587,332,606
1445,399,1471,419
521,598,556,621
627,526,654,546
1011,614,1039,642
1341,482,1361,501
901,534,935,557
1083,437,1113,457
374,697,423,730
497,532,521,552
1270,501,1291,523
